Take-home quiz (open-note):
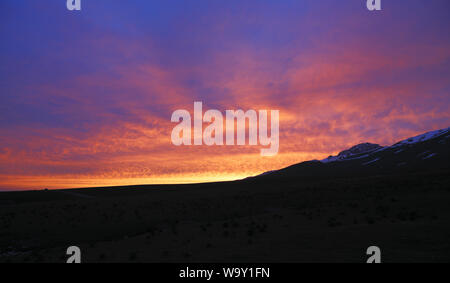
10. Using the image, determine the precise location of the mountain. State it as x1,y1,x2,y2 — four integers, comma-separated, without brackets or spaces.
252,127,450,182
321,143,383,163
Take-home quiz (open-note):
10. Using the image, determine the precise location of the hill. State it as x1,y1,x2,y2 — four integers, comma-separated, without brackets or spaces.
0,128,449,262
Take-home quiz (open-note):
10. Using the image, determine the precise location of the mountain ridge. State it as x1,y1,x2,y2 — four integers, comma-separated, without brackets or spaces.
252,127,450,181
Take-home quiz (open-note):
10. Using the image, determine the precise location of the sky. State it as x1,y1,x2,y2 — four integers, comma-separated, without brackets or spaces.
0,0,449,190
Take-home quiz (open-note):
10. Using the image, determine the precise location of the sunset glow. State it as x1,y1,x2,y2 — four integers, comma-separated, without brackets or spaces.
1,0,449,190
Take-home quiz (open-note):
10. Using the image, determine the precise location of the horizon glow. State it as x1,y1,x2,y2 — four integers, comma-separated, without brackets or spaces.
1,0,449,190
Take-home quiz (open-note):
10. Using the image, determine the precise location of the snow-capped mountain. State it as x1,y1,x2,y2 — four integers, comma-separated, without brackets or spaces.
321,143,383,163
252,127,450,181
320,127,450,164
390,127,450,148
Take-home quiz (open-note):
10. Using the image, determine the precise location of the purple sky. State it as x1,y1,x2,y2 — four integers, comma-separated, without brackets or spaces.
0,0,449,190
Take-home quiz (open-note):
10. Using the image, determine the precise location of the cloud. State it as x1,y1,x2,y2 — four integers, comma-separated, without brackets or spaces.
0,0,449,190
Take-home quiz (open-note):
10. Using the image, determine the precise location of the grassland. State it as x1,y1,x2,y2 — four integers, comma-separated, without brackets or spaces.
0,170,449,262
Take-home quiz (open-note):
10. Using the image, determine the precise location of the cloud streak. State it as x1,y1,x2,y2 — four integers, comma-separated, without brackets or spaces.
0,0,449,190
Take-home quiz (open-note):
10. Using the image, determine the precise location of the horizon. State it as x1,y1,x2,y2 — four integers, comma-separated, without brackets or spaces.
0,125,448,191
1,0,450,191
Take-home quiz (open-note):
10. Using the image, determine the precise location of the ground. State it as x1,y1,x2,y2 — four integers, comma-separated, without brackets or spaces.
0,171,449,263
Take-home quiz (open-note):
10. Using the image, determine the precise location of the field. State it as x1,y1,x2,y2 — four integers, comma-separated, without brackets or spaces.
1,170,450,263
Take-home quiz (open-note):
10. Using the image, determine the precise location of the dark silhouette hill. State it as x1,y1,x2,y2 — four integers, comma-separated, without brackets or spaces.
251,127,450,182
0,127,449,263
